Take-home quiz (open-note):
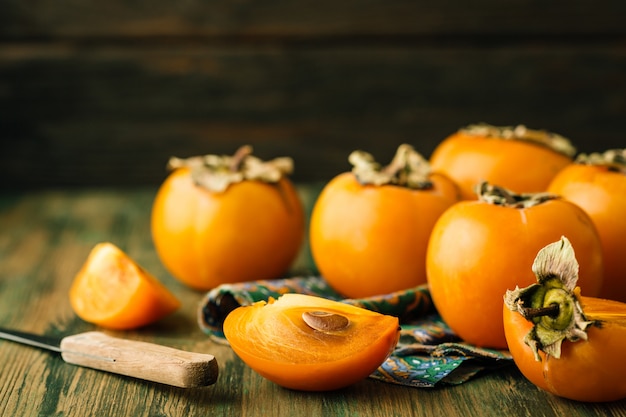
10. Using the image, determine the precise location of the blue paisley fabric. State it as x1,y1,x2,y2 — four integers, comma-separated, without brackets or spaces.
198,276,512,388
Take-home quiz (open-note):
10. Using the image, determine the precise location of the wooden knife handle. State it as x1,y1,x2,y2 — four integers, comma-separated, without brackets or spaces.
60,331,218,388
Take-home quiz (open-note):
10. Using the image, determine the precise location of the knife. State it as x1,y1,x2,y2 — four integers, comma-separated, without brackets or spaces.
0,327,218,388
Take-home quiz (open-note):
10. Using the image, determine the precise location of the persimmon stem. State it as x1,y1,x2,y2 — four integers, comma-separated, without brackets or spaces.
520,304,560,320
229,145,253,172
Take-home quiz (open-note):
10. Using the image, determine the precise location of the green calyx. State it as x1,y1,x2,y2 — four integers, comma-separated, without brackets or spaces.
168,145,293,192
576,148,626,174
504,237,595,361
349,144,433,190
476,182,558,208
460,123,576,158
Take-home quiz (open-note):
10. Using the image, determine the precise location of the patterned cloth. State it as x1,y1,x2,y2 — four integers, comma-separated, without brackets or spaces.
198,276,512,388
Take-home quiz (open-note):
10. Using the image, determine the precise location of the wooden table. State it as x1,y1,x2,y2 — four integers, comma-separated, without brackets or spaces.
1,186,625,417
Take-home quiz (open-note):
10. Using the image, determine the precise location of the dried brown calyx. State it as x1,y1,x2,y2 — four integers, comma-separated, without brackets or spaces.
476,182,558,208
504,237,595,360
167,145,294,192
349,144,433,189
576,148,626,174
302,311,350,333
460,123,576,158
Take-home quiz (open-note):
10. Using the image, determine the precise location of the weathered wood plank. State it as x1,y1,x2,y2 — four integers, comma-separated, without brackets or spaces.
1,44,624,188
2,0,626,38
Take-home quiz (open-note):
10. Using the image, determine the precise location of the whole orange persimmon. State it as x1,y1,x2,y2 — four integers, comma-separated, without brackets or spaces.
310,145,460,298
151,146,305,291
426,182,603,349
223,293,400,391
430,123,576,200
504,237,626,402
548,149,626,302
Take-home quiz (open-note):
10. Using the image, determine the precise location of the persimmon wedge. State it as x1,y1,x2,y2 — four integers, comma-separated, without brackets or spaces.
69,242,180,330
223,294,400,391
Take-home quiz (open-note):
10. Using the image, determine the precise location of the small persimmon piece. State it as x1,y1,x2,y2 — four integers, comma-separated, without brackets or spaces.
223,294,400,391
69,242,180,330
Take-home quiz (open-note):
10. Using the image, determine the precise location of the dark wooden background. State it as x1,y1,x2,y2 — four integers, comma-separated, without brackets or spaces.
1,1,625,190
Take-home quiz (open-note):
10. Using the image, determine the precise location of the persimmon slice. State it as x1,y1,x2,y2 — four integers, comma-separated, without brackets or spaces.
223,294,400,391
69,242,180,330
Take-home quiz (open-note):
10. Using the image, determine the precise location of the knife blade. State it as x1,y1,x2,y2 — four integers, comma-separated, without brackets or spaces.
0,327,218,388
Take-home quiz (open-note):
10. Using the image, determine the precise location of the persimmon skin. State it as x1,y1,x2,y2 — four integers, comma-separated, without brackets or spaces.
548,164,626,302
309,172,459,298
426,199,603,349
151,168,305,291
69,242,180,330
504,296,626,402
430,132,572,200
223,294,400,391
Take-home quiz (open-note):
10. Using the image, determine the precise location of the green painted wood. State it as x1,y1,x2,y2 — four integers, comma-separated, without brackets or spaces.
0,187,625,416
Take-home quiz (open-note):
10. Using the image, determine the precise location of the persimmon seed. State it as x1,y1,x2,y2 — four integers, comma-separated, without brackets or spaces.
302,311,350,332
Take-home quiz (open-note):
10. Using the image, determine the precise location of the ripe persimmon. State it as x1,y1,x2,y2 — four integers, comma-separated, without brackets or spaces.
548,149,626,302
151,146,305,291
430,123,575,200
69,242,180,330
309,144,459,298
426,183,603,349
223,293,400,391
504,237,626,402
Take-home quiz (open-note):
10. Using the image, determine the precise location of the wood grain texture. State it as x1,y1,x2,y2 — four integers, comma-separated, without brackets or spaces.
1,187,626,416
1,0,625,38
0,1,625,190
2,44,625,188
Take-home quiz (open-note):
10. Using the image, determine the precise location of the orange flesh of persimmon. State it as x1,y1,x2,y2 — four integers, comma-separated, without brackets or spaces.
223,294,400,391
69,242,180,330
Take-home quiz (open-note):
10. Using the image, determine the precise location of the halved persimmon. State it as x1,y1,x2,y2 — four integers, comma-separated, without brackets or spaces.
69,242,181,330
223,293,400,391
